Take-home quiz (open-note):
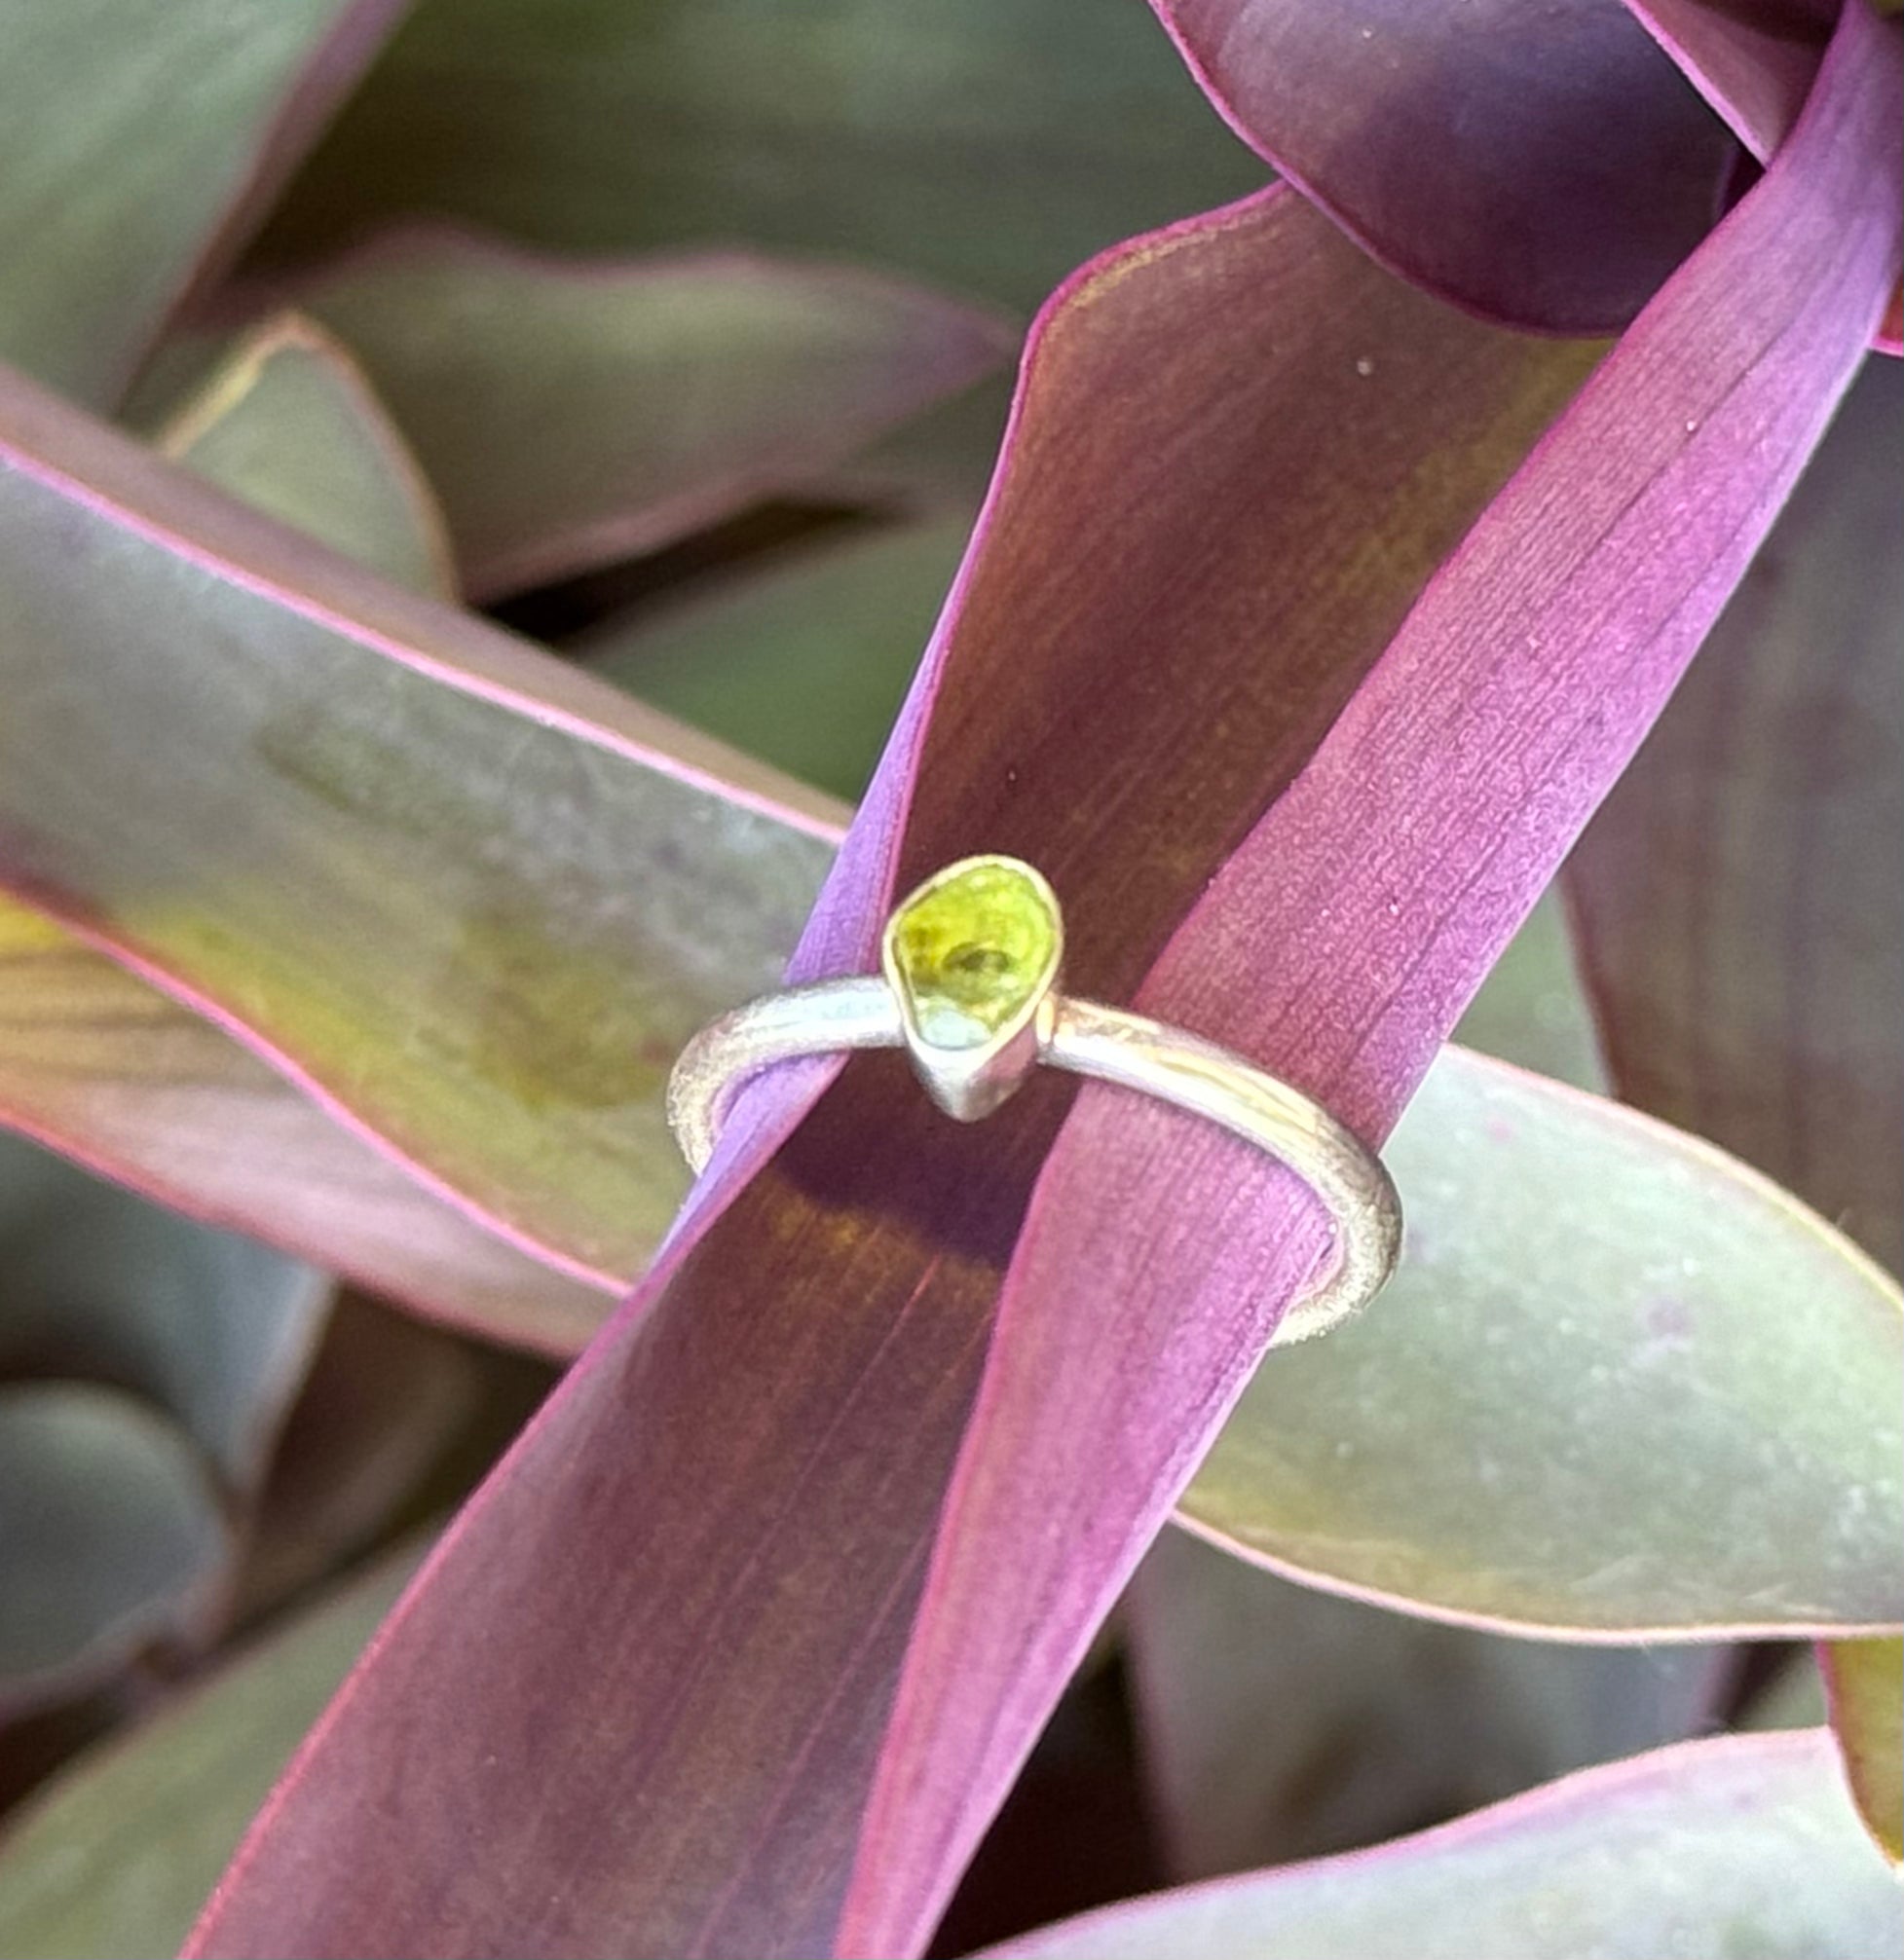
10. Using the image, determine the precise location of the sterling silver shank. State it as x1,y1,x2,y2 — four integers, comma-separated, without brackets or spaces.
667,977,1400,1344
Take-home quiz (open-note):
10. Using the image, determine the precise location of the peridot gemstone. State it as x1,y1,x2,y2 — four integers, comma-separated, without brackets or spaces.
885,857,1061,1051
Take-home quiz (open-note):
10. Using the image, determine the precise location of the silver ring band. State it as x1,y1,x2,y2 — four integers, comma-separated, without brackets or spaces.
667,972,1400,1346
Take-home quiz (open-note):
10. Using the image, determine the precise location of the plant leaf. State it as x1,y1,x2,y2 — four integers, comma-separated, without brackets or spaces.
0,325,616,1352
0,1535,427,1960
0,1383,231,1721
971,1731,1903,1960
0,365,841,1282
1448,889,1607,1093
1622,0,1832,158
205,227,1012,600
1176,1045,1904,1637
183,12,1899,1955
1568,355,1903,1275
586,514,973,802
1127,1527,1723,1882
0,876,613,1356
0,0,409,406
0,1132,329,1496
183,182,1599,1960
160,313,456,599
253,0,1265,315
1149,0,1741,333
836,17,1900,1950
1821,1637,1903,1864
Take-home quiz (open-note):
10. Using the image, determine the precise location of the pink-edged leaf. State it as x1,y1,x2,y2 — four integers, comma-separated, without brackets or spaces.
0,917,612,1353
186,11,1898,1956
1568,353,1903,1274
183,191,1599,1960
1126,1527,1723,1882
251,0,1265,318
197,227,1014,599
0,0,410,408
839,14,1901,1949
1176,1046,1904,1639
1147,0,1741,333
973,1731,1903,1960
0,321,615,1355
1623,0,1834,158
0,366,841,1286
1821,1637,1903,1863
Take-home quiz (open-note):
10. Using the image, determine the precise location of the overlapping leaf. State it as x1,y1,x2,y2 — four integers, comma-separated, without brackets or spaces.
179,8,1903,1958
253,0,1266,314
211,227,1012,598
1176,1045,1903,1637
0,0,408,405
974,1732,1903,1960
183,180,1600,1960
1127,1529,1722,1881
0,367,840,1282
0,1537,427,1960
1148,0,1739,331
837,18,1900,1950
0,329,616,1352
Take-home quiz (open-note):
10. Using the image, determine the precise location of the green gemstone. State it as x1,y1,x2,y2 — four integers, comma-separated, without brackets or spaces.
885,858,1061,1051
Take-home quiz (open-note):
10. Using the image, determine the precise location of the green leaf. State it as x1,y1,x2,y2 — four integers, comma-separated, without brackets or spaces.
586,513,971,801
1822,1636,1902,1864
203,229,1011,600
976,1732,1903,1960
1179,1045,1904,1637
0,1536,426,1960
1451,888,1606,1092
0,0,408,405
0,1383,231,1720
0,331,616,1353
0,366,838,1281
1128,1527,1720,1881
0,1131,328,1493
255,0,1264,315
160,314,455,599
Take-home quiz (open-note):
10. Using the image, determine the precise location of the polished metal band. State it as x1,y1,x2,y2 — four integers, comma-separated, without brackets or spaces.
667,976,1401,1345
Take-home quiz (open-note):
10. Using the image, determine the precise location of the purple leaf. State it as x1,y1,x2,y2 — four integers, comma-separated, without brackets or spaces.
1568,354,1904,1273
1147,0,1741,332
1622,0,1834,158
185,9,1897,1955
973,1731,1902,1960
182,189,1596,1960
837,13,1900,1948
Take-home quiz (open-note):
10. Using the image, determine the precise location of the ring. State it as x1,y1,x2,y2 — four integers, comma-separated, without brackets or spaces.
667,855,1402,1344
